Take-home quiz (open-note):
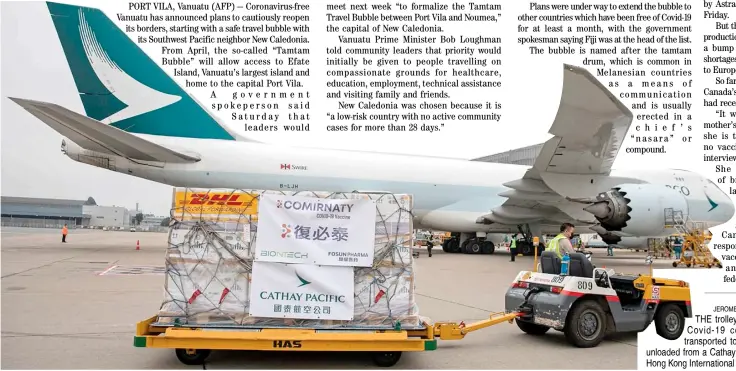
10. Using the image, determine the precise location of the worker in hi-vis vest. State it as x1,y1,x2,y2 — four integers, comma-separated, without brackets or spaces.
61,224,68,243
509,234,518,262
545,223,577,259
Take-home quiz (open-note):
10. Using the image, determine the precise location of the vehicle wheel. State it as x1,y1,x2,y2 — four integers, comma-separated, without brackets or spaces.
175,349,211,366
442,239,450,253
371,351,402,367
516,319,549,335
564,300,607,348
467,240,482,254
519,242,533,256
686,263,691,268
481,241,495,254
672,262,678,268
448,239,460,253
655,303,685,340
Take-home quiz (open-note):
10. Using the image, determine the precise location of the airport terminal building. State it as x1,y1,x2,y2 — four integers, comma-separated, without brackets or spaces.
1,196,130,229
83,205,131,228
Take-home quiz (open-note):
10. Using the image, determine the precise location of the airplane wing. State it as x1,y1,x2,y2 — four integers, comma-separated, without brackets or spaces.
8,97,200,163
470,143,544,165
531,64,632,176
478,64,634,227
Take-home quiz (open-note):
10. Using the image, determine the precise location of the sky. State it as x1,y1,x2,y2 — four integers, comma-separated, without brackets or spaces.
0,0,721,216
1,2,173,214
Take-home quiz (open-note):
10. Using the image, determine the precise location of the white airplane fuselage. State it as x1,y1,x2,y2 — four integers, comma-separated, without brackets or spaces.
61,133,735,236
14,3,734,248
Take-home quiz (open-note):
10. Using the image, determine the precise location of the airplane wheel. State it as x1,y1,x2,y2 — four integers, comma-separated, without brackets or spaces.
564,299,607,348
482,241,495,254
442,239,451,253
655,303,685,340
461,239,471,254
447,239,460,253
466,240,482,254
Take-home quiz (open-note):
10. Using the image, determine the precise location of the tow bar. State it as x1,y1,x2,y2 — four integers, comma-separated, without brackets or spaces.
516,286,542,320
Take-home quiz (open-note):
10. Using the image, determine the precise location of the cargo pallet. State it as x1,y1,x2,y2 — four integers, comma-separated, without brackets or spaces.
134,311,519,367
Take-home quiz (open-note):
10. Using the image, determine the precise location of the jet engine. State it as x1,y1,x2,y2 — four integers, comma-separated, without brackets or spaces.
584,184,688,237
598,232,621,245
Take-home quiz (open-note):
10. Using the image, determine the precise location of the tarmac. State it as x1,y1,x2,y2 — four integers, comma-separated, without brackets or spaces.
1,227,681,369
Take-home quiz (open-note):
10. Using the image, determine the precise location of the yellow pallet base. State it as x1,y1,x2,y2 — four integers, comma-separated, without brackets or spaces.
134,312,517,366
135,316,437,352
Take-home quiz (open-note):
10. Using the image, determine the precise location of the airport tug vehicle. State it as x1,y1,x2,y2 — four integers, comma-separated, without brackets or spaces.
505,251,692,347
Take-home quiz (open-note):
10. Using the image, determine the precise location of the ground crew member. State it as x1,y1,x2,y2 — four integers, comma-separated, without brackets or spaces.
673,237,682,260
545,223,577,259
510,234,517,262
681,241,693,263
426,238,434,257
61,223,68,243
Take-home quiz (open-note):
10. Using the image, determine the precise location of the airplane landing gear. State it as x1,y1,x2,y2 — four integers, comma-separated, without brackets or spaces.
465,239,482,254
440,226,541,257
517,224,544,256
442,234,495,255
442,237,460,253
482,240,495,254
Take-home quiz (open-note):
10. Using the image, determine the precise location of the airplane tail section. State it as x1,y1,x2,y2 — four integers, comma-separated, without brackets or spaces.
45,2,245,141
9,97,201,163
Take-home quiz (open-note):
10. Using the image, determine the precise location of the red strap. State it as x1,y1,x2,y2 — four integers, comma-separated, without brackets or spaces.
219,288,230,304
374,289,386,303
188,289,202,304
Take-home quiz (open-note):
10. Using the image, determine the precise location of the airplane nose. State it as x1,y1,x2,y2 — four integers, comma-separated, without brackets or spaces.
717,186,735,222
722,195,735,222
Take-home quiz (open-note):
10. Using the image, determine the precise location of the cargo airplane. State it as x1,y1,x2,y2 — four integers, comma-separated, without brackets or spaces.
8,2,735,256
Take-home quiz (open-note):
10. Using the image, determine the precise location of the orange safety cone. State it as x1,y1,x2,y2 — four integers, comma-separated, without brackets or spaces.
136,240,140,251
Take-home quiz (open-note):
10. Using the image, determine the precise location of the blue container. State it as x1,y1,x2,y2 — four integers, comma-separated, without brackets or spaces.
560,253,570,275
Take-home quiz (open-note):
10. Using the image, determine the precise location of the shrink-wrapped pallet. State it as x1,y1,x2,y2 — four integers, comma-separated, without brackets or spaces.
156,188,421,329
